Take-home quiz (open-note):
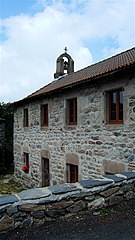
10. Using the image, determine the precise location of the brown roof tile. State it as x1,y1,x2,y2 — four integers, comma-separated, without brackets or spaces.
20,47,135,102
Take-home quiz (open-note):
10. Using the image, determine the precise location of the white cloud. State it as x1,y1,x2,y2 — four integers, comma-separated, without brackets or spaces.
0,0,134,102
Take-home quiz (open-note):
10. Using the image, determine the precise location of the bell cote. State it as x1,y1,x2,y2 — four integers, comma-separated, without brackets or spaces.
54,47,74,79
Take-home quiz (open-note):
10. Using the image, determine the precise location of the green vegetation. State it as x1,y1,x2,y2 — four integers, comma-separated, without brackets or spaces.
100,207,111,216
0,102,14,172
0,175,29,195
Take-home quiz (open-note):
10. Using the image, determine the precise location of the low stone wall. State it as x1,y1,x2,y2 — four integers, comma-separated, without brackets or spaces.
0,172,135,232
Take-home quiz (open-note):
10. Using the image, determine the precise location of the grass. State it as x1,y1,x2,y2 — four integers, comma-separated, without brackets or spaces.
0,173,29,195
100,207,112,216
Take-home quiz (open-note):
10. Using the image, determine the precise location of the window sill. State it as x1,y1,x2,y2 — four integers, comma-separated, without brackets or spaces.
104,122,124,126
21,170,30,177
41,126,49,131
65,125,77,130
109,121,123,124
103,123,125,131
23,127,29,130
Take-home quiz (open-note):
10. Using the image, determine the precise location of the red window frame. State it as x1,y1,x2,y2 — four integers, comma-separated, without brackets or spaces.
41,104,48,127
66,163,78,183
67,98,77,125
23,108,29,127
108,89,123,124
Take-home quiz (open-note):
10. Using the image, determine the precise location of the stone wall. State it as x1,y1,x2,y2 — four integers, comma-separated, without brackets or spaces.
14,72,135,187
0,172,135,232
0,119,5,174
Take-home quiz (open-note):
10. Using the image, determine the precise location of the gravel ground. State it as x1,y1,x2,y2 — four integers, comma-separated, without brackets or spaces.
0,199,135,240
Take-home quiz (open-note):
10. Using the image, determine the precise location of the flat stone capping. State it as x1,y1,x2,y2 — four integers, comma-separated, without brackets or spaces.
18,188,51,200
0,195,19,206
121,172,135,180
79,179,113,188
103,174,126,183
49,183,78,194
0,172,135,232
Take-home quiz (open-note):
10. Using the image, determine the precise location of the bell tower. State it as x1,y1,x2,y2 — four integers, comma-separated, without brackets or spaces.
54,47,74,79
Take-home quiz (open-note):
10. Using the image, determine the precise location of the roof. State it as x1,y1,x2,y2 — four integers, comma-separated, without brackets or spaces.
17,47,135,103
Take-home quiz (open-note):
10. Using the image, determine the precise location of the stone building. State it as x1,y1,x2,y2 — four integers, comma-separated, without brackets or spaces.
14,47,135,187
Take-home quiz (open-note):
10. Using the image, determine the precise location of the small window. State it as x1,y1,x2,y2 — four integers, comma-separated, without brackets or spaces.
108,89,123,124
66,163,78,183
22,152,29,174
41,104,48,127
67,98,77,125
23,108,29,127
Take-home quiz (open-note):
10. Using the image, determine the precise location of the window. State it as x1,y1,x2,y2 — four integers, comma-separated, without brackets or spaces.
23,152,29,174
108,89,123,124
66,163,78,183
67,98,77,125
41,104,48,127
23,108,29,127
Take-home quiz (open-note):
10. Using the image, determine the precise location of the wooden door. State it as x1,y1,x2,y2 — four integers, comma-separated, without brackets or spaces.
42,158,50,187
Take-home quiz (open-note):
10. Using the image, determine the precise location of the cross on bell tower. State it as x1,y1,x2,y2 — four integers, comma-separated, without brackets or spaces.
64,47,68,53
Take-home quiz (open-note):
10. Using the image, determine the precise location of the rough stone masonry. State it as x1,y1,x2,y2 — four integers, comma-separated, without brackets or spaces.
14,71,135,187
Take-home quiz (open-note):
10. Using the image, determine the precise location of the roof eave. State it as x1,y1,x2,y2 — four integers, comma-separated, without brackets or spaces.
13,62,135,107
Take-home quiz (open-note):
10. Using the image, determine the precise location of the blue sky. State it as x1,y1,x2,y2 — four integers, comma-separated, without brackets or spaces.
0,0,135,102
1,0,38,18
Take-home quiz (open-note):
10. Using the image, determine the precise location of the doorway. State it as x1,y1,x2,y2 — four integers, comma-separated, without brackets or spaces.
42,157,50,187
